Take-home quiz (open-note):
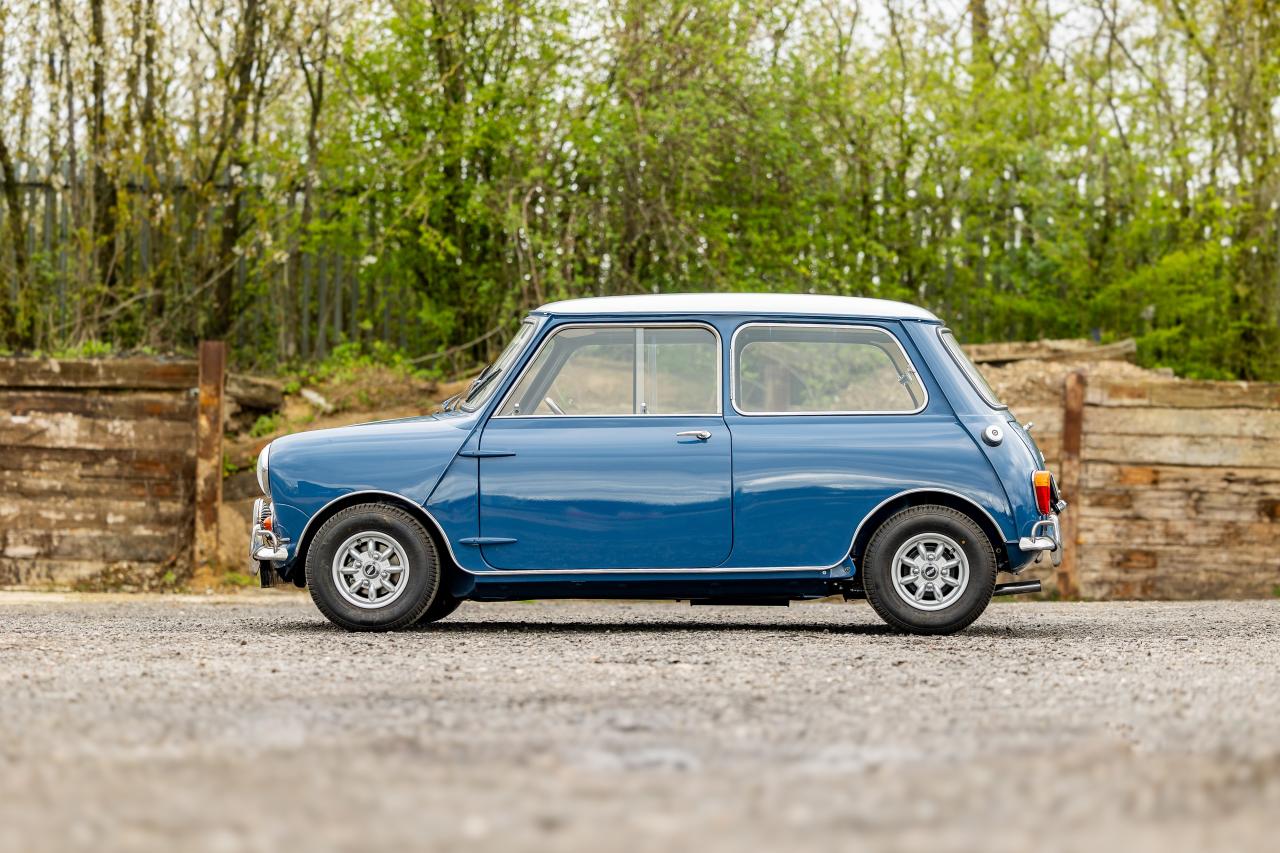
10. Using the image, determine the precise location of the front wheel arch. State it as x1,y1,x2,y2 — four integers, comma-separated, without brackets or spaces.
288,492,460,588
851,490,1008,574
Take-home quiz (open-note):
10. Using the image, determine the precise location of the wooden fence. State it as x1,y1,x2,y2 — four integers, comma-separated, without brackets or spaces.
1,351,1277,597
1014,374,1280,599
0,344,276,589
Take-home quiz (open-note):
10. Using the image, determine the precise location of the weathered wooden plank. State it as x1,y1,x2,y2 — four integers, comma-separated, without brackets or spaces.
0,389,195,421
1078,517,1275,548
2,529,185,562
0,358,197,390
966,338,1136,365
0,474,189,500
0,445,194,481
194,342,226,574
1083,432,1278,468
0,557,177,588
1080,548,1278,600
0,411,195,452
0,498,190,530
1077,488,1280,522
1084,406,1280,439
1082,462,1280,491
1087,379,1280,409
1056,371,1085,600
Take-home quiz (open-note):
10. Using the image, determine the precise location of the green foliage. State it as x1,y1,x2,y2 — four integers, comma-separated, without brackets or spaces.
306,341,429,385
3,1,1278,379
249,413,284,438
50,340,116,360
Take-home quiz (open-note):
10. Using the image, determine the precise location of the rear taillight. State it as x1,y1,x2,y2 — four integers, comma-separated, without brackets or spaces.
1033,470,1052,515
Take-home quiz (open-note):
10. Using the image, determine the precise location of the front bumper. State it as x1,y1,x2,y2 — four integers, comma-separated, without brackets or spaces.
250,498,288,564
1016,512,1063,569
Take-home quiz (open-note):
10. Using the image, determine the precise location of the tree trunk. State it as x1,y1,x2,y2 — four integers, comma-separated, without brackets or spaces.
0,130,29,347
90,0,117,298
211,0,262,339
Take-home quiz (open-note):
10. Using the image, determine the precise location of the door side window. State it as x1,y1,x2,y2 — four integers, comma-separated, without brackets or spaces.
642,327,718,414
733,324,926,414
498,325,720,416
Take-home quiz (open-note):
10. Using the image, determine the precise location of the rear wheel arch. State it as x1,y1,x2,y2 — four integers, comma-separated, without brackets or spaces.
290,491,461,588
851,489,1009,574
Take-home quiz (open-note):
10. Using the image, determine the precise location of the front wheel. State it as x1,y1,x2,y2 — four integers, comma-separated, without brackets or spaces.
305,503,441,631
862,505,997,635
413,592,463,626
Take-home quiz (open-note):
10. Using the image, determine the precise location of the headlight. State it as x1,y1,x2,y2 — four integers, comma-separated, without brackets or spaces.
256,444,271,495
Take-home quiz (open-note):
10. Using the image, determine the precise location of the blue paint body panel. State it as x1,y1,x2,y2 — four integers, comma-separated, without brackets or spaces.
478,416,733,570
262,299,1054,597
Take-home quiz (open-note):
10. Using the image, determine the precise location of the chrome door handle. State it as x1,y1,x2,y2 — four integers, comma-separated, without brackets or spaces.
675,430,712,441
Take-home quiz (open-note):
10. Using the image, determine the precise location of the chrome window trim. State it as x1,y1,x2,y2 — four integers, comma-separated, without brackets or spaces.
491,320,724,419
728,321,929,417
937,327,1008,410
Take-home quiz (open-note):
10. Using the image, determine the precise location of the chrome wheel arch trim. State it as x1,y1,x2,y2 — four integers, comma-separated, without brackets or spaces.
293,489,469,571
847,487,1011,559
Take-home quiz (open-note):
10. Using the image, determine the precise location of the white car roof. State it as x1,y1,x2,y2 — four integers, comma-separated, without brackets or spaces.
534,292,939,321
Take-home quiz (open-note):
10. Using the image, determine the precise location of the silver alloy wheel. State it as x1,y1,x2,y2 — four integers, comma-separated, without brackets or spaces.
331,531,411,610
889,532,970,612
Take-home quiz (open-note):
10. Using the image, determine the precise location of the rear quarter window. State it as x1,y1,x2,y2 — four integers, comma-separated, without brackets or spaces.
732,324,926,414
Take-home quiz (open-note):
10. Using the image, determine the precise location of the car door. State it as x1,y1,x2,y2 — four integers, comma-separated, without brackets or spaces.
477,323,732,571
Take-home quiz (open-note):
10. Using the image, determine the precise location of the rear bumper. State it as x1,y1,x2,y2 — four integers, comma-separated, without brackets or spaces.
1015,513,1062,570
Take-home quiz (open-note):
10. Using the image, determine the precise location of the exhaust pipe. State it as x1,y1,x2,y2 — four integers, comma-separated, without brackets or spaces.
993,580,1041,597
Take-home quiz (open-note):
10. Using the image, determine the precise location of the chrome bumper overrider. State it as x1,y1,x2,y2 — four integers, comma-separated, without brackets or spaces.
250,498,288,565
1017,513,1062,568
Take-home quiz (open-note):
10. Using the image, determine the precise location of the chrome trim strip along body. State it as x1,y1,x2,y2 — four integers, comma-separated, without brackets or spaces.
295,487,1007,578
491,321,724,419
727,321,929,417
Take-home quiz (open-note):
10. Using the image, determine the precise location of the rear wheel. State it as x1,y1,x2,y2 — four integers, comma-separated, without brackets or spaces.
305,503,440,631
862,505,997,635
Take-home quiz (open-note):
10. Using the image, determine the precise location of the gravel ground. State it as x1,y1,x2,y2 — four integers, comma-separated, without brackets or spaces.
1,593,1278,853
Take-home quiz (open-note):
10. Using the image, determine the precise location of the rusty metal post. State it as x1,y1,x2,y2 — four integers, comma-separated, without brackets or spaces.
194,341,226,580
1057,370,1086,600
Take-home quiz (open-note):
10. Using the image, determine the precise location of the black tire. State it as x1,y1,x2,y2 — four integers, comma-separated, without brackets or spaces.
413,593,463,626
305,503,441,631
862,505,997,635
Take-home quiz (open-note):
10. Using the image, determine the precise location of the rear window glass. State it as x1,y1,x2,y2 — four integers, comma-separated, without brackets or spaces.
733,324,926,414
938,329,1005,408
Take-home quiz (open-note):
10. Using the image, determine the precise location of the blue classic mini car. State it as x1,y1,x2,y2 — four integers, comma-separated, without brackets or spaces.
250,294,1063,634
